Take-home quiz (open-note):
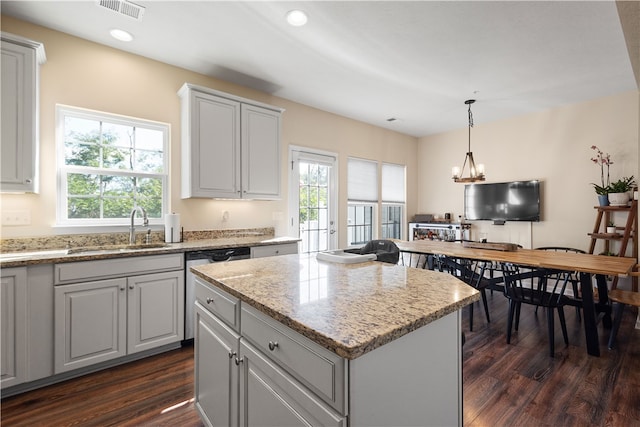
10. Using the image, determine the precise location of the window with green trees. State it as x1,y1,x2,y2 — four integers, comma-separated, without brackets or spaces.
57,106,168,225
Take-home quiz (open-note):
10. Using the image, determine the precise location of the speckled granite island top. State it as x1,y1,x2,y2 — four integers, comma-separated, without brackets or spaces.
191,253,480,360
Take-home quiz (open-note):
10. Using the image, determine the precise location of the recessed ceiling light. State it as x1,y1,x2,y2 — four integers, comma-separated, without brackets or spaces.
110,28,134,42
286,10,308,27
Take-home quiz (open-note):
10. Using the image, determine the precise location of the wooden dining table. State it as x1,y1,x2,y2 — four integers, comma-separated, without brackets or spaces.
393,239,637,357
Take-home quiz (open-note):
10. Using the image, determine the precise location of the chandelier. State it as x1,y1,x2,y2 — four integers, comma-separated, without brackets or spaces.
452,99,485,183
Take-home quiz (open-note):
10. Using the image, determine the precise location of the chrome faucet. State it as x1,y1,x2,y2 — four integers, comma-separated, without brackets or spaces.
129,206,148,245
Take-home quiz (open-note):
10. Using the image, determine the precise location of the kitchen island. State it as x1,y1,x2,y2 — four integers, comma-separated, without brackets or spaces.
191,253,479,426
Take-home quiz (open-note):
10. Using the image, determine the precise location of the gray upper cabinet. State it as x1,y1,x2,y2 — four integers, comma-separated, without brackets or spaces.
179,83,283,199
1,32,46,193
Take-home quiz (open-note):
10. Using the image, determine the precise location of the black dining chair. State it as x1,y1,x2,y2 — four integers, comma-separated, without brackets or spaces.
500,262,571,357
437,255,492,331
535,246,586,320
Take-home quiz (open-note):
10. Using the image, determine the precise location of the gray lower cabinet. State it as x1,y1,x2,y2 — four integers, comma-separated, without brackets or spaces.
194,301,239,427
194,279,345,427
1,264,55,392
54,255,184,374
195,277,463,426
1,267,27,388
239,341,345,427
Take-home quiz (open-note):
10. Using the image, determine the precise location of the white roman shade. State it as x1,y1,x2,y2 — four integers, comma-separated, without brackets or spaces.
382,163,406,203
348,158,378,202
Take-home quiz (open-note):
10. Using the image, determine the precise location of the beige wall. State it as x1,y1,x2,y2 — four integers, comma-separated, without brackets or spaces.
418,91,640,252
3,15,638,253
0,16,418,246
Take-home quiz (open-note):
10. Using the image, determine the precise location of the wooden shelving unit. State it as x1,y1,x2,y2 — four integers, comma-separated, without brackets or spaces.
588,199,638,290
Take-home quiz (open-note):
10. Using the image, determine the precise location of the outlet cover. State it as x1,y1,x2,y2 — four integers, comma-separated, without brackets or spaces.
2,210,31,226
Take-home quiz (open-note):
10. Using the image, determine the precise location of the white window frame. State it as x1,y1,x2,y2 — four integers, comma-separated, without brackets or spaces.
381,162,406,240
347,159,406,245
347,157,379,247
347,201,377,247
55,105,169,229
381,203,404,239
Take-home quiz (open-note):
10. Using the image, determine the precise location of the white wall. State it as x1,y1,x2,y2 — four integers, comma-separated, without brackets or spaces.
418,91,640,252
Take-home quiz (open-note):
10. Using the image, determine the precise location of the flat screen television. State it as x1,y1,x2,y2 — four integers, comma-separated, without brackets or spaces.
464,180,541,222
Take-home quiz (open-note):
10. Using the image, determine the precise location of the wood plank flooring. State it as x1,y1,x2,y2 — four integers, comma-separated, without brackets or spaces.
2,293,639,426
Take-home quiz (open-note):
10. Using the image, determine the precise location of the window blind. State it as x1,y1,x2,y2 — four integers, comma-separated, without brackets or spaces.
348,158,378,202
382,163,405,203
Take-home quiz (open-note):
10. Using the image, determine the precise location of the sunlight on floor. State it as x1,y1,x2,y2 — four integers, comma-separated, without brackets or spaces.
161,397,195,414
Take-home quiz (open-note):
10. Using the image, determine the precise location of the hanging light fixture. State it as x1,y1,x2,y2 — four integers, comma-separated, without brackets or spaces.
452,99,485,183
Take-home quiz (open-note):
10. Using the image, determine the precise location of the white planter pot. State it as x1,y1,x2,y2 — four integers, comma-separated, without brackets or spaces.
607,226,616,234
608,192,630,206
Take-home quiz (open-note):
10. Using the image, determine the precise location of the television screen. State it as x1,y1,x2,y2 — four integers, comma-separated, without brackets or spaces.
464,180,541,222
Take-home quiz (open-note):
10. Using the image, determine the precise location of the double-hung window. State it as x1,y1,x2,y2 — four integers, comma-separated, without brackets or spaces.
347,158,406,245
381,163,406,239
56,105,169,226
347,158,377,246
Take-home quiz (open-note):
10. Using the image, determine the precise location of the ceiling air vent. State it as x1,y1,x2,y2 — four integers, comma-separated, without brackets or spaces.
97,0,145,21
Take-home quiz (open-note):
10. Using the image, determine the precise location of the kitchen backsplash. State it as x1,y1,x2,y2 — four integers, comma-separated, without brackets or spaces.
0,227,275,253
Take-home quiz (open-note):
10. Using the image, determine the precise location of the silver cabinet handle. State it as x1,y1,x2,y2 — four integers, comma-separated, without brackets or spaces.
228,351,237,359
129,285,135,290
206,297,214,304
120,287,125,291
268,341,279,351
234,356,244,366
25,178,33,184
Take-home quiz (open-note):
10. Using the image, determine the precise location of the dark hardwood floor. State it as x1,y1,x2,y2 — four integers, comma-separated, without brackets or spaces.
0,345,203,427
462,292,640,426
2,292,639,426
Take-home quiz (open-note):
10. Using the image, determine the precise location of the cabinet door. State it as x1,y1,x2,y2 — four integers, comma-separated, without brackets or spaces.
127,271,184,354
54,278,127,373
1,268,27,389
241,104,281,200
183,90,241,198
1,36,43,193
195,302,240,427
239,341,345,427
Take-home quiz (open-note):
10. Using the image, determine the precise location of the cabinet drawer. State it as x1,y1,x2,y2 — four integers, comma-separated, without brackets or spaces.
240,340,345,426
194,276,240,331
250,243,298,258
241,304,345,413
55,254,184,285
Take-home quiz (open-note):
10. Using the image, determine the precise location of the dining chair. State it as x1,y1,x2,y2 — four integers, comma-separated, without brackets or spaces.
535,246,586,320
437,255,492,331
607,289,640,349
500,262,571,357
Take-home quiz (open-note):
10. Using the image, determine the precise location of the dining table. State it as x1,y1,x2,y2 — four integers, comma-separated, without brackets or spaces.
393,239,637,357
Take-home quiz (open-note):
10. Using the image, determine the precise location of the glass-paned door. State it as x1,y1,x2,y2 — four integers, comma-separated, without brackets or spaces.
289,148,337,253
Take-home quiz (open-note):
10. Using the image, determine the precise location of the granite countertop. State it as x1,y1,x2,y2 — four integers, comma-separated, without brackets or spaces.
0,236,299,267
192,253,480,360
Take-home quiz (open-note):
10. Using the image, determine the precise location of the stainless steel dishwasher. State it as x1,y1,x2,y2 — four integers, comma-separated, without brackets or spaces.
185,247,251,340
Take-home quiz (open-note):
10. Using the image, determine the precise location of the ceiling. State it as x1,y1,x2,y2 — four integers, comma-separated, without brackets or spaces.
1,1,637,137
